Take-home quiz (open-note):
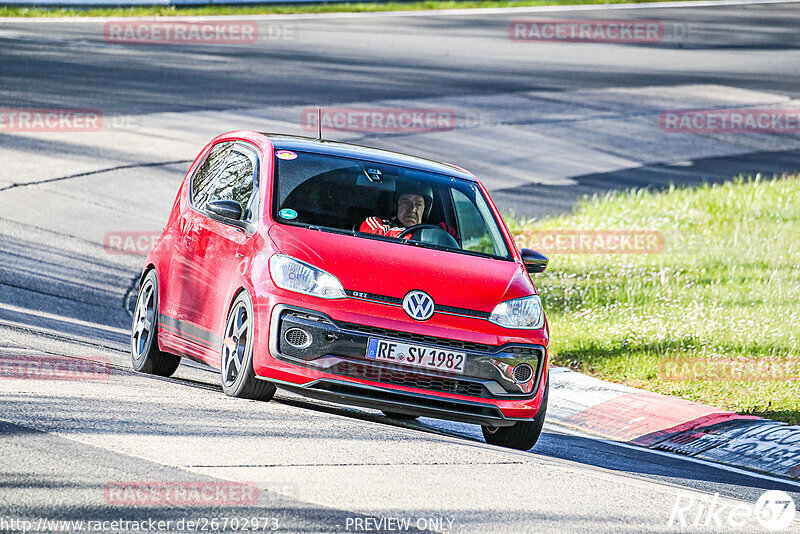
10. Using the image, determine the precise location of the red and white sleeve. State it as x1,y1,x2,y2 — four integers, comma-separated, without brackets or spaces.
359,217,390,235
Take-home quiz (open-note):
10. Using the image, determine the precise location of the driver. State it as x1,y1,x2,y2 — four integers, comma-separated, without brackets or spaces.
360,181,433,238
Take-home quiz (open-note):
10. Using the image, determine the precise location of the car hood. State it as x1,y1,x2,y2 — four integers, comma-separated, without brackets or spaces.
268,224,535,312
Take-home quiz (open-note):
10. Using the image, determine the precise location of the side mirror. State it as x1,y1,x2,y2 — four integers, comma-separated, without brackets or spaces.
206,199,242,221
520,248,548,274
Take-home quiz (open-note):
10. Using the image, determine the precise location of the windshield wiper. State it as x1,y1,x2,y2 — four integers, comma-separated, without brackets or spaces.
303,225,506,260
307,225,357,237
352,230,407,244
306,225,402,245
404,239,505,260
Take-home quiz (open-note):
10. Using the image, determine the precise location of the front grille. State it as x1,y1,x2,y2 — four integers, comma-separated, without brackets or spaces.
340,323,494,353
284,311,332,324
345,290,403,305
508,346,542,356
344,290,489,318
330,361,489,398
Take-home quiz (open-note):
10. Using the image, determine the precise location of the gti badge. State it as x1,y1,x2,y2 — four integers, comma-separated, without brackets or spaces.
403,290,434,321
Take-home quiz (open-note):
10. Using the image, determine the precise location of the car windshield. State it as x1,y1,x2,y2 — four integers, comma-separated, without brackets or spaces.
272,150,512,260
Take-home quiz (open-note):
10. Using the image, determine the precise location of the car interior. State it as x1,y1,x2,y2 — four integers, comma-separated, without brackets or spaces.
278,165,452,239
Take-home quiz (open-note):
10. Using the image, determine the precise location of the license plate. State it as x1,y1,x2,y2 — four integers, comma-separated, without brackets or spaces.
366,338,466,374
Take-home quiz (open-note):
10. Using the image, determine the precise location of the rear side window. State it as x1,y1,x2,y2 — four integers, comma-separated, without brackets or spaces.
205,149,258,221
191,141,232,206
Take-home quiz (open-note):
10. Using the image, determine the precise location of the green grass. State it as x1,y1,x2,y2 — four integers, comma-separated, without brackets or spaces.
507,174,800,426
0,0,708,18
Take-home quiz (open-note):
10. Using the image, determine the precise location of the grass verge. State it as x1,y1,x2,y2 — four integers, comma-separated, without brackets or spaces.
1,0,709,18
508,175,800,426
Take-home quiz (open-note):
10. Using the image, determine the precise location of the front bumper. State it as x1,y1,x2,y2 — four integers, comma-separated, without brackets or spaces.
260,304,547,426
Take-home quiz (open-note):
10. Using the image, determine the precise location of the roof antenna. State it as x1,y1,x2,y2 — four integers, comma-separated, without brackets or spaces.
317,108,322,141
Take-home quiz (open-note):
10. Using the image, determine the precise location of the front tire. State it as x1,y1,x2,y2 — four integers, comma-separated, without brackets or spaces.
482,376,549,451
130,270,181,377
220,291,276,401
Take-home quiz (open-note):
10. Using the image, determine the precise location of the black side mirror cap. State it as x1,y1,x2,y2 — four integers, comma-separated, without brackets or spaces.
520,248,548,274
206,199,242,221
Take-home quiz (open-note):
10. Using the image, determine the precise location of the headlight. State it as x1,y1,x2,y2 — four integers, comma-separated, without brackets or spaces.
269,254,345,299
489,295,544,329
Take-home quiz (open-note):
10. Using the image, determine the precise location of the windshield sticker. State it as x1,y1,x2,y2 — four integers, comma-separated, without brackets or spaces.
276,150,298,160
279,208,298,220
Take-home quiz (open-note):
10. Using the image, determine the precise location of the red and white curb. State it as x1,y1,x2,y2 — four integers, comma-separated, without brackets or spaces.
548,367,800,481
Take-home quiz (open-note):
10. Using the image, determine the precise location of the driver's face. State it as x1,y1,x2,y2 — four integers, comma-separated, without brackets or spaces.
396,194,425,227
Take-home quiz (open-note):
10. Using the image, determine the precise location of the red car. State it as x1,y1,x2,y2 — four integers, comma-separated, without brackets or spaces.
131,131,550,450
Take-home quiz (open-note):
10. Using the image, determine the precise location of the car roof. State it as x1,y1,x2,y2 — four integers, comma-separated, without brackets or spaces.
261,133,476,182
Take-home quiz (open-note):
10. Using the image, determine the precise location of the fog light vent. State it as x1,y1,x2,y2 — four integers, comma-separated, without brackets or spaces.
285,328,311,349
513,363,533,384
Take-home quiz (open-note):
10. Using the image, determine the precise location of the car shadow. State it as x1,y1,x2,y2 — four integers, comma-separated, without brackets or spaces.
267,388,800,500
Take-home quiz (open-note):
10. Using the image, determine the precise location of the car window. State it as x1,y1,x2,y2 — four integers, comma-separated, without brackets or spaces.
451,188,508,257
204,148,258,221
191,144,258,223
191,141,232,207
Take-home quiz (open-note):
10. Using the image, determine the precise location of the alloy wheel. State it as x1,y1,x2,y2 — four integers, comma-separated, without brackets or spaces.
222,300,251,388
131,279,155,361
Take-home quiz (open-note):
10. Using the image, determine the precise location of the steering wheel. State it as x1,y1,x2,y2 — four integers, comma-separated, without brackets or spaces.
397,224,460,249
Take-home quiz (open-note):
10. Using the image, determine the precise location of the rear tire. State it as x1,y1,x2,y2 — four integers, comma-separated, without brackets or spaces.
220,291,276,401
482,376,548,451
130,270,181,377
382,411,419,421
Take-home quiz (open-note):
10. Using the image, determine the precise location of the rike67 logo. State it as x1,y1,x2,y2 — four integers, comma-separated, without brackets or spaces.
669,490,796,531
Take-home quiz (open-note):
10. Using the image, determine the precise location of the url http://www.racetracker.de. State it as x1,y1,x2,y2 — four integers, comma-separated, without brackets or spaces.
0,516,281,533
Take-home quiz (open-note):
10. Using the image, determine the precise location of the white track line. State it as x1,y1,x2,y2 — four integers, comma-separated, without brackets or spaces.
1,0,797,23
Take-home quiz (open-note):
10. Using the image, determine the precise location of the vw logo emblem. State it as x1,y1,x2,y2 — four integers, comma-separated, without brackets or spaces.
403,290,435,321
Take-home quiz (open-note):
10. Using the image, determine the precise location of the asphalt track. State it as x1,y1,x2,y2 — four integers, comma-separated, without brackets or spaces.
2,2,800,533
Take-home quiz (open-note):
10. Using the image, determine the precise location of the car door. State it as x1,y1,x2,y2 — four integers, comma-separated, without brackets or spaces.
182,142,260,366
168,141,232,330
